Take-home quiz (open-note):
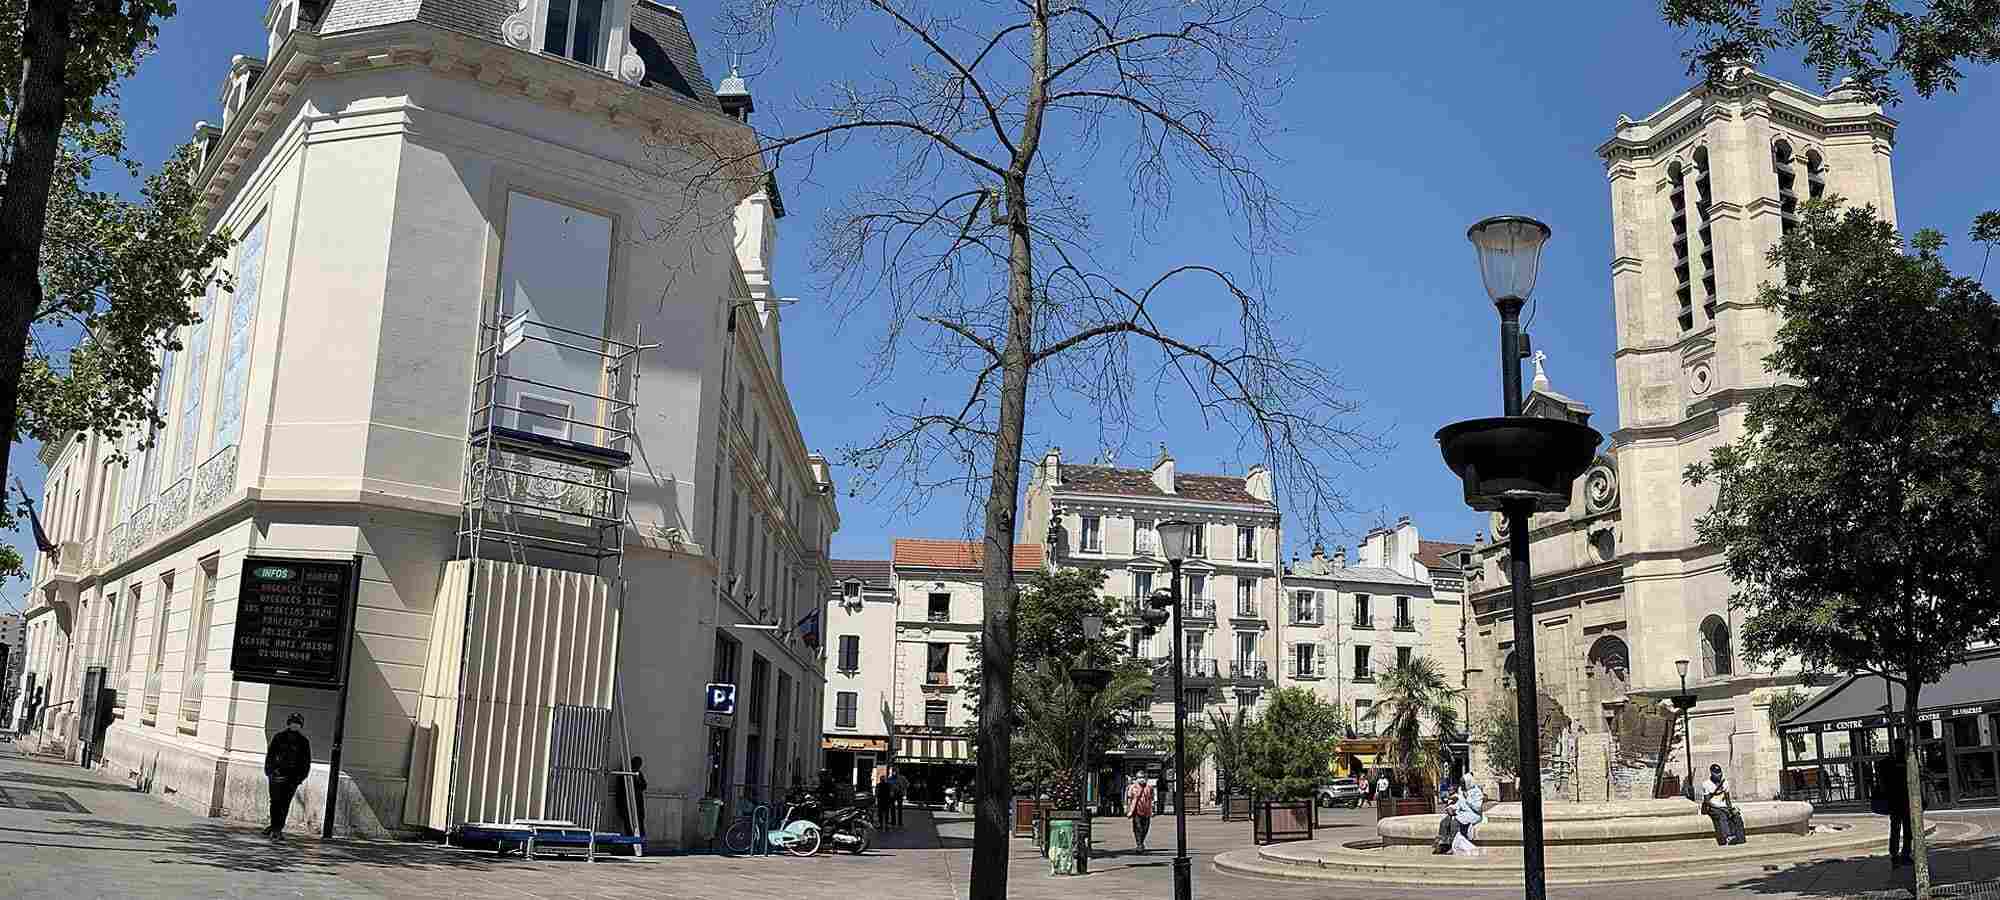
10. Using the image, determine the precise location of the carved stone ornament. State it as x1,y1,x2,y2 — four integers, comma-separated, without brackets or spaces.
1584,464,1619,513
1689,361,1714,396
617,32,646,84
502,0,534,50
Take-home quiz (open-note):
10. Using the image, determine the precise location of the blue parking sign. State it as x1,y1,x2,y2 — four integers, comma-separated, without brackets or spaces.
705,683,737,715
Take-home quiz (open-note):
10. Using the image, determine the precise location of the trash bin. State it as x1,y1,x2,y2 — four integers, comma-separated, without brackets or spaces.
698,798,724,843
1047,818,1078,875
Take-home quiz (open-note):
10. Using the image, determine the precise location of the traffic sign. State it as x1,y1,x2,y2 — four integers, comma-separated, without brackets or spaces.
705,682,737,715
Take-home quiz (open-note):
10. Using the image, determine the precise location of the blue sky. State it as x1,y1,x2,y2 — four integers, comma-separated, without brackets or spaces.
5,2,1997,612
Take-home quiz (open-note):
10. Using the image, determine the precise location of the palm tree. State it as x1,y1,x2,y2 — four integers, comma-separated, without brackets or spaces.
1362,656,1463,797
1017,659,1155,807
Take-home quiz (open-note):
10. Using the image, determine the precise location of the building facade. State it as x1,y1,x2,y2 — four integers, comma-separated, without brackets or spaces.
819,541,1042,801
12,0,833,848
1022,446,1281,798
1465,70,1898,799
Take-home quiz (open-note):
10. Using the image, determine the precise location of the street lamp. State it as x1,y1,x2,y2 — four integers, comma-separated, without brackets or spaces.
1069,614,1113,875
1673,659,1697,796
1146,520,1195,900
1436,215,1600,900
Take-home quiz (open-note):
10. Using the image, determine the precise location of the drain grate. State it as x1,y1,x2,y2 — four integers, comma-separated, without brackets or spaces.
0,786,91,814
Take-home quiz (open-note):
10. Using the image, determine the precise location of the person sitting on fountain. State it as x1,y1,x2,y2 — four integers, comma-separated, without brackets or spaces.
1433,781,1486,854
1701,764,1746,846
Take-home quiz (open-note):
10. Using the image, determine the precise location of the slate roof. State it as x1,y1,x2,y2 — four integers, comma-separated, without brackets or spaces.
1284,559,1425,587
1416,540,1473,570
891,539,1044,573
829,559,893,589
1058,464,1270,507
311,0,717,108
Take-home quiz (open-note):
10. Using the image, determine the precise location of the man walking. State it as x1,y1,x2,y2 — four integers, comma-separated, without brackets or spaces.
264,713,312,839
1125,774,1156,852
1878,740,1913,866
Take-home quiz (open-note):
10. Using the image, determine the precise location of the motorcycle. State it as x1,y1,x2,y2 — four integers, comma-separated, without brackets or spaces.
790,794,874,854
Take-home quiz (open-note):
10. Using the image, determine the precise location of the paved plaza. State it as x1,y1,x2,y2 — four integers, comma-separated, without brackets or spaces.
3,743,1997,899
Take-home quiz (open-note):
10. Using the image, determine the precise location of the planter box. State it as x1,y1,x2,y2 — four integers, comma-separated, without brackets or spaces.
1253,799,1315,845
1499,782,1520,802
1221,795,1253,822
1376,797,1437,820
1014,798,1043,838
1655,774,1682,800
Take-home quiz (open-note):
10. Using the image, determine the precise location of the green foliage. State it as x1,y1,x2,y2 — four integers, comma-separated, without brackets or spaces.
1682,200,2000,690
1660,0,2000,104
1477,690,1572,780
961,567,1152,797
18,113,234,451
1207,705,1254,796
1237,686,1345,800
1362,656,1461,791
1765,687,1811,733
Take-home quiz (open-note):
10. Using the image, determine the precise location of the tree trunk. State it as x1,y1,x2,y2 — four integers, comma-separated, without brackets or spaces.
0,0,77,494
1904,674,1930,897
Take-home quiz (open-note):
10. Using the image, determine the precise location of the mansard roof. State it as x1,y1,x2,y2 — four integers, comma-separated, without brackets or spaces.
1058,464,1271,507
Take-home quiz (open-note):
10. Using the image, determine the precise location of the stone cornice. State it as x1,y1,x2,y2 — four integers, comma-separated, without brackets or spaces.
199,21,763,217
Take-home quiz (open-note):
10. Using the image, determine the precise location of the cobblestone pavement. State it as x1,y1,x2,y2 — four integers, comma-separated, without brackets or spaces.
4,742,1996,900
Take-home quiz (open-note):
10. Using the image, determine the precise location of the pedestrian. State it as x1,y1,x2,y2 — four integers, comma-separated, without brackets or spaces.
1125,774,1156,852
874,771,894,830
612,755,648,837
1877,740,1913,866
889,767,906,827
1434,782,1485,853
1700,764,1746,846
263,713,312,839
1376,772,1390,805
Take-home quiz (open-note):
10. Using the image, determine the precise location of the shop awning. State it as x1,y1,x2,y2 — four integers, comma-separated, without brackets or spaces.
1780,650,2000,734
1347,753,1377,767
896,731,973,764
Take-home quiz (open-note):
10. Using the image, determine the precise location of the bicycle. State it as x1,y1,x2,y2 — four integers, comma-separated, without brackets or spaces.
722,800,821,856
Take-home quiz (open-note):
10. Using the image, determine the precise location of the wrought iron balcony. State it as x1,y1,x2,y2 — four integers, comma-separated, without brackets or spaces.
1229,659,1269,681
1181,599,1213,620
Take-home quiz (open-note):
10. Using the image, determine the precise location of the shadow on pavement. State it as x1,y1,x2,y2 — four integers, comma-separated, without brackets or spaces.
0,770,144,793
1713,835,2000,898
27,816,526,875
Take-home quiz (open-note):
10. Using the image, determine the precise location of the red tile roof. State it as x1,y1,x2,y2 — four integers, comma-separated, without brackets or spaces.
891,539,1045,573
1416,540,1473,570
1057,464,1271,506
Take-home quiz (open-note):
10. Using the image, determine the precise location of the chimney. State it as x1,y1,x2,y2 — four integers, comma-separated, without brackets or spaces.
1151,443,1175,494
1332,546,1346,568
1244,463,1272,503
1044,446,1062,487
716,65,754,122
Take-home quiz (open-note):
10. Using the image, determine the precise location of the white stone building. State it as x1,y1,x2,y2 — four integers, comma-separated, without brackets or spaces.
12,0,834,848
1277,518,1470,734
1465,70,1898,800
1022,446,1281,799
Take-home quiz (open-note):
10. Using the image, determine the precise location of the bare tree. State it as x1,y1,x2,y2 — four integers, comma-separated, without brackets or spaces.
654,2,1379,894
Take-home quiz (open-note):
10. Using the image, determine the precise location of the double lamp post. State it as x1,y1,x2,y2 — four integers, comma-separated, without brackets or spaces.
1436,215,1602,900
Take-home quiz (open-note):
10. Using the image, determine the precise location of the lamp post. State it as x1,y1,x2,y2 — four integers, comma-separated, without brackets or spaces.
1141,520,1195,900
1673,659,1697,795
1069,615,1113,875
1436,215,1600,900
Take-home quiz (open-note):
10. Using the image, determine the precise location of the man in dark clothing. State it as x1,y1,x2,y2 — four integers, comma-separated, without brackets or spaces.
613,756,648,837
1879,741,1913,866
264,713,312,839
873,774,893,829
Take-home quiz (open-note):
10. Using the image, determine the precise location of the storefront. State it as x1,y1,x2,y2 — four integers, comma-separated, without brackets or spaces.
1336,738,1385,779
1778,651,2000,808
822,735,891,796
894,725,975,805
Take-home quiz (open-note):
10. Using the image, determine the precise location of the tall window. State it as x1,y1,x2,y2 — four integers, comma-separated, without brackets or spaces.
1185,573,1209,617
747,655,769,726
214,217,267,450
1693,147,1717,323
1187,523,1207,558
1356,698,1374,726
1669,161,1693,331
148,573,174,672
1396,646,1412,668
837,635,860,672
1806,150,1826,200
140,344,176,500
185,558,217,676
1131,570,1153,606
1394,596,1412,629
927,642,951,685
1700,615,1733,676
1080,515,1102,552
835,691,858,728
928,593,950,622
1292,590,1317,625
924,699,948,729
1186,630,1207,661
1353,645,1372,681
495,192,614,445
1237,525,1257,561
1236,632,1257,666
544,0,606,66
712,633,740,685
1235,577,1257,617
1293,643,1316,678
1353,593,1373,627
1135,518,1156,555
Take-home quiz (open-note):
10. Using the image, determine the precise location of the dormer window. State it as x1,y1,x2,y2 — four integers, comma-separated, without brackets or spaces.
546,0,608,66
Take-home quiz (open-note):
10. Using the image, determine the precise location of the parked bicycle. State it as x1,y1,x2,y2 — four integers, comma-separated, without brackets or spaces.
723,800,823,856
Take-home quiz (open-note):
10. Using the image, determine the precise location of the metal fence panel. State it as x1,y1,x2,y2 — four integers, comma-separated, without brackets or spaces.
545,704,613,829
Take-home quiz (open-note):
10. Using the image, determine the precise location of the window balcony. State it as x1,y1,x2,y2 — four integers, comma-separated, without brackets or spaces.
1229,659,1269,682
1159,656,1219,680
1352,671,1375,684
1181,599,1214,621
1393,617,1416,632
1352,615,1375,630
1233,603,1263,621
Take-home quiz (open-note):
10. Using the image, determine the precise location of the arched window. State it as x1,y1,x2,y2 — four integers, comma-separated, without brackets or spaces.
1700,615,1733,677
1501,650,1518,692
1805,149,1826,200
1774,140,1799,237
1586,635,1631,704
1668,161,1693,331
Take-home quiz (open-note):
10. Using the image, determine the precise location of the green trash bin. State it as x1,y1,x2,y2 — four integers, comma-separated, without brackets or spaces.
698,798,724,843
1047,818,1078,875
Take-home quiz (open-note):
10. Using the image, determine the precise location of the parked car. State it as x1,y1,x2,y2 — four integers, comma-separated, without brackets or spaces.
1317,778,1363,808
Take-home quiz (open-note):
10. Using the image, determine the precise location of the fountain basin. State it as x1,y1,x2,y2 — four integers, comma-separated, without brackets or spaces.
1376,798,1812,851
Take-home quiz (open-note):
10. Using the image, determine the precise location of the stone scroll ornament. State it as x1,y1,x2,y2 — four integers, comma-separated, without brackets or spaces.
503,1,533,50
